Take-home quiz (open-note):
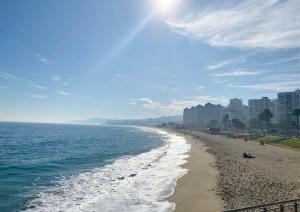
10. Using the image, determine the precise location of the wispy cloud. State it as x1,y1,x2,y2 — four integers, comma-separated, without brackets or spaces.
31,84,47,90
196,85,204,90
167,0,300,49
57,91,70,96
207,59,245,70
159,85,179,93
34,54,56,65
129,96,229,115
63,78,71,87
229,80,300,92
0,72,19,81
263,54,300,65
114,74,124,78
212,70,259,77
228,72,300,91
31,94,48,99
51,75,62,82
161,69,178,79
128,101,137,106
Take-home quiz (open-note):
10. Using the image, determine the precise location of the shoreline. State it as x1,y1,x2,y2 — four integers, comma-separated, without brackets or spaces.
165,129,224,212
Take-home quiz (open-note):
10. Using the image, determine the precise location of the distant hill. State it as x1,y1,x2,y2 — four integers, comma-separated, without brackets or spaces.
106,115,182,126
69,117,108,125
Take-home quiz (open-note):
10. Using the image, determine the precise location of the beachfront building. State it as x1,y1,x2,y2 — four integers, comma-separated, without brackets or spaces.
278,89,300,124
183,107,197,126
248,97,273,119
204,103,226,126
183,103,225,128
196,104,205,126
226,98,249,123
272,99,279,124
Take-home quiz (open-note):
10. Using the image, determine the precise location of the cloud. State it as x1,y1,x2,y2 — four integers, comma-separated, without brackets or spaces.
229,80,300,92
159,85,179,93
51,75,62,82
34,54,56,65
0,72,19,81
129,96,229,115
207,59,245,70
31,94,48,99
57,91,70,96
166,0,300,49
128,101,137,106
196,85,203,90
212,70,259,77
161,69,178,79
263,54,300,65
63,78,71,87
31,84,47,90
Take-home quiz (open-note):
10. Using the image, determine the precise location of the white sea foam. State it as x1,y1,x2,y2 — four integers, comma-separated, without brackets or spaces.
25,128,191,212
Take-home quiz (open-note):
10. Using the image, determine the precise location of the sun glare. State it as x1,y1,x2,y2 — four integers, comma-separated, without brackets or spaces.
153,0,181,16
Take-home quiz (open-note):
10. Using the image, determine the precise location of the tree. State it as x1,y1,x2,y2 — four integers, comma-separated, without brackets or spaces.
259,109,273,133
249,118,260,129
222,114,230,131
293,108,300,136
232,118,245,131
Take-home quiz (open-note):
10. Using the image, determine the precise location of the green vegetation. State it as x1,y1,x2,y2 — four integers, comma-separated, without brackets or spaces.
259,109,273,132
281,138,300,149
232,118,246,130
294,109,300,136
254,136,280,143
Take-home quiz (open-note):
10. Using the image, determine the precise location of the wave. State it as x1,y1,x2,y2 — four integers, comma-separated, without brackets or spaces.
25,128,191,212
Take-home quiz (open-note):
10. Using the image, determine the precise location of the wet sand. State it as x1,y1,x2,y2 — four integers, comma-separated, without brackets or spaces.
167,132,224,212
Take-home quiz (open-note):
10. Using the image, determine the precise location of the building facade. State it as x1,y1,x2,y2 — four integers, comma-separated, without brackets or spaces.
278,89,300,124
183,103,225,128
248,97,273,120
226,98,248,123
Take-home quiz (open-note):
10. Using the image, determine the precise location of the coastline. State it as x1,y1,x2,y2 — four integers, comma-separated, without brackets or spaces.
165,129,224,212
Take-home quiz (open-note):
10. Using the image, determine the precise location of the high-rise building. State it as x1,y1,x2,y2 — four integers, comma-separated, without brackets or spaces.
278,89,300,124
183,107,197,126
272,99,279,123
226,98,248,123
204,103,225,125
183,103,225,127
196,104,205,126
248,97,273,120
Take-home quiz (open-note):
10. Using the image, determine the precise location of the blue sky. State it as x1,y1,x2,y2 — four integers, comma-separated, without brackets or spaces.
1,0,300,123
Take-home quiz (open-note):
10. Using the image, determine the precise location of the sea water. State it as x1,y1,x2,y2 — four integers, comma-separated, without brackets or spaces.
0,122,190,212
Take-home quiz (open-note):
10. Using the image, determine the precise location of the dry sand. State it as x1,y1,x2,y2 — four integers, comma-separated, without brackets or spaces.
166,129,300,212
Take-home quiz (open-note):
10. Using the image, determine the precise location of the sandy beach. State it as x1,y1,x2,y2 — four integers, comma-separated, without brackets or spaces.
167,130,300,211
168,132,224,212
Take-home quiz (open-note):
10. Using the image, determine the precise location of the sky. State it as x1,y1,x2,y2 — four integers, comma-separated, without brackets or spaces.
1,0,300,123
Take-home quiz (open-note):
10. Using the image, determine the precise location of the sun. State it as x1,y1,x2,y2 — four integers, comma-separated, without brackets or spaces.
153,0,181,16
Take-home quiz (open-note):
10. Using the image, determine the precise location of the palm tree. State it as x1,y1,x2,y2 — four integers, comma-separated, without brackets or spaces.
259,109,273,133
232,118,245,131
222,114,230,131
293,108,300,136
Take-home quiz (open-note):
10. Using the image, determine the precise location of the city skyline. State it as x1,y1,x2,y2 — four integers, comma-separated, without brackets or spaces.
1,0,300,123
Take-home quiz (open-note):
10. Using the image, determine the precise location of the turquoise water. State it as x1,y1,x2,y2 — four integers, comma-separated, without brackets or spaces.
0,123,165,212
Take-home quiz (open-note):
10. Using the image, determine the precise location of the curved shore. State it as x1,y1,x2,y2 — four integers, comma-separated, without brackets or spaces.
167,131,224,212
167,129,300,211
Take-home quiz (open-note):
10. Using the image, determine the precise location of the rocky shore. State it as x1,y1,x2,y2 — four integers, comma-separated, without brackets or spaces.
185,131,300,210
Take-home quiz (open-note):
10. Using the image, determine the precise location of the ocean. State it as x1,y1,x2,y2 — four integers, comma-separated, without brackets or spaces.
0,122,190,212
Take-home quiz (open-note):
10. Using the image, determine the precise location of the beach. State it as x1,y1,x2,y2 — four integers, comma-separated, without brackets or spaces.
167,130,300,211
